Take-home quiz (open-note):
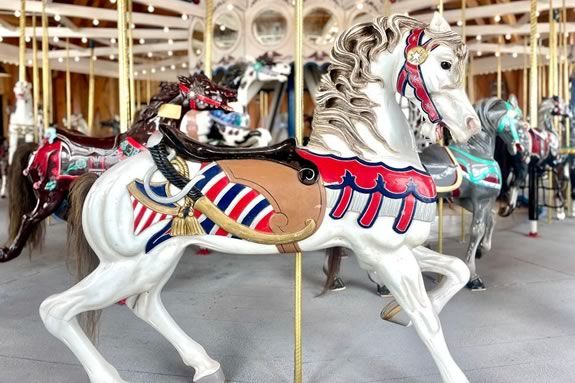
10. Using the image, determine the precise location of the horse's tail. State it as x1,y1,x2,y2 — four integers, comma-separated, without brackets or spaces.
8,143,41,245
67,172,101,340
320,247,345,296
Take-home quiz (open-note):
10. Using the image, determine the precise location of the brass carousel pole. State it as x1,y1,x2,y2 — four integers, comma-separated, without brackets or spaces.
563,1,572,215
127,0,135,121
548,0,557,224
116,0,130,132
496,37,502,99
32,14,40,141
460,0,466,242
88,45,95,133
528,0,539,236
204,0,213,78
41,0,50,133
65,38,71,130
294,0,304,381
437,0,444,254
523,41,528,117
18,0,26,84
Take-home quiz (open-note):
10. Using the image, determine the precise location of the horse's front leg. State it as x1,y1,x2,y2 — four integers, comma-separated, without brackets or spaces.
368,246,468,383
480,199,496,253
0,191,63,262
465,200,489,291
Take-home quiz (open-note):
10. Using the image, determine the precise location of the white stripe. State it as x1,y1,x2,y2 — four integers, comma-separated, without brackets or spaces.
135,209,154,235
237,195,265,224
209,223,221,235
212,182,235,206
249,205,274,229
132,202,143,226
199,161,217,175
224,187,251,215
201,171,226,193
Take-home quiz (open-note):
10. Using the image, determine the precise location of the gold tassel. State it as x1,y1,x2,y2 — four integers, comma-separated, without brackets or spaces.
172,205,205,236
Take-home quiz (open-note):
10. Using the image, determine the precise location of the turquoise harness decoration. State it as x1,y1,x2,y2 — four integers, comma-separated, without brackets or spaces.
497,102,521,142
450,146,502,189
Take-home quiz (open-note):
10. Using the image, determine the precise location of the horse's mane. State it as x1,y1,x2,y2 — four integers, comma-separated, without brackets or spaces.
220,62,248,89
131,79,183,131
474,97,508,133
309,14,467,156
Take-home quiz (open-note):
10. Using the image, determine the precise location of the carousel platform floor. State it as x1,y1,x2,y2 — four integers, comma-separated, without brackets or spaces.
1,197,575,383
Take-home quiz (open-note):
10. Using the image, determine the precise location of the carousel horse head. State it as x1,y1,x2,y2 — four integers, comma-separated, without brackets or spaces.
177,73,237,112
475,97,526,156
312,13,479,156
13,81,32,101
246,54,291,83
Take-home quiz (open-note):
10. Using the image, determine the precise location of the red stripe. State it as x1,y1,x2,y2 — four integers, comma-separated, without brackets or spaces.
140,211,158,234
200,162,210,169
359,192,382,227
228,190,258,221
134,204,147,230
214,227,229,236
205,176,229,201
331,186,353,219
484,176,500,184
254,210,274,233
395,195,416,233
132,197,138,210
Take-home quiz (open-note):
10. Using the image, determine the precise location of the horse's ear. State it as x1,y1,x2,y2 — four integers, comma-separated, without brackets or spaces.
508,94,519,108
429,12,451,33
245,55,255,63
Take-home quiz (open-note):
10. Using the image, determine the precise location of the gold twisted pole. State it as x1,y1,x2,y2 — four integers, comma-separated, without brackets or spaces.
459,0,466,243
41,0,50,132
65,38,71,130
128,0,135,121
19,0,26,83
294,0,304,381
437,0,444,253
438,0,443,15
117,0,129,132
523,40,528,117
88,46,95,133
497,37,502,99
528,0,539,234
32,14,39,141
204,0,213,78
548,0,557,224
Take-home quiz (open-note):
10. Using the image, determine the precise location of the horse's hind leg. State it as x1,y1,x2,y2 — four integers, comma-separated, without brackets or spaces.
40,263,134,383
465,201,489,291
369,246,468,383
480,200,496,253
127,247,222,383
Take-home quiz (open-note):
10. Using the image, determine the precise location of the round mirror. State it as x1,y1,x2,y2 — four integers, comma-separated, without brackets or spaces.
252,10,288,47
214,12,240,50
304,8,339,47
191,21,204,57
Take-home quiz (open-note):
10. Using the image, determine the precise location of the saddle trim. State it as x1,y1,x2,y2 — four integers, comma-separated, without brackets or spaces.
436,147,463,193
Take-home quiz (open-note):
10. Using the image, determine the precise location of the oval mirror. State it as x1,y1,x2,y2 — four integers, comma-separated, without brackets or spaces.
304,8,339,47
191,20,204,57
252,9,288,47
214,12,240,50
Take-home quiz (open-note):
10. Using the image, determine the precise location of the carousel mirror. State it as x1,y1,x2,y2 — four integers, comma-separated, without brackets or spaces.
252,10,288,47
191,20,204,57
214,12,241,50
303,8,339,47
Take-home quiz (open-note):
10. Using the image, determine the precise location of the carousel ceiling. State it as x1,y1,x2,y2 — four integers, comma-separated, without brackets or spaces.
0,0,574,80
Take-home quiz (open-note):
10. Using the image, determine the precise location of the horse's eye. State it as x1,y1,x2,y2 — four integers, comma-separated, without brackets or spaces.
440,61,452,70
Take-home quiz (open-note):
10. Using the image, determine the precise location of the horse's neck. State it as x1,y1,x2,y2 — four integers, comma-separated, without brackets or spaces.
308,83,422,169
456,129,495,159
237,70,256,110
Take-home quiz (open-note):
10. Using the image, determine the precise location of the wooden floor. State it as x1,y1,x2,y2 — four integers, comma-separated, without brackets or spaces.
1,197,575,383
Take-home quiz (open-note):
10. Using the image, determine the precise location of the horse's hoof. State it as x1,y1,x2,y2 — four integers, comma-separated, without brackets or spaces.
330,277,346,291
381,300,411,327
376,284,391,297
0,247,14,263
195,368,225,383
466,277,486,291
475,248,483,259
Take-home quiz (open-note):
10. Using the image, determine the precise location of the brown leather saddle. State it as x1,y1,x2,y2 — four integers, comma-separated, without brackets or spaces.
160,125,319,185
57,128,120,151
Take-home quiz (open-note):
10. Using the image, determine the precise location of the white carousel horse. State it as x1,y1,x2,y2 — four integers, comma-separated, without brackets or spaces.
40,13,480,383
8,81,35,164
63,113,90,135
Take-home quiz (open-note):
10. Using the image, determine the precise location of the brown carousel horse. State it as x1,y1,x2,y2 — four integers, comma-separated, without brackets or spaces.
1,73,237,262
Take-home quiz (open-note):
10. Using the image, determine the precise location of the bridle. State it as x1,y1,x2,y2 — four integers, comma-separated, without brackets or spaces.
396,28,442,125
179,83,227,111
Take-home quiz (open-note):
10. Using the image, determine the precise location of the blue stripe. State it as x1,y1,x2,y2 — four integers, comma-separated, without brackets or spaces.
217,184,245,211
195,164,221,190
200,218,216,233
241,199,270,227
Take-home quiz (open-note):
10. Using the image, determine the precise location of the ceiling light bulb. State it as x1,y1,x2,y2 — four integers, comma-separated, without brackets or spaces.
25,36,31,43
14,10,21,17
181,14,189,21
161,66,166,72
495,52,500,57
220,25,226,31
53,36,59,42
546,54,550,60
139,38,145,44
477,51,482,57
109,54,115,60
181,62,187,68
147,52,153,57
494,15,501,23
147,4,154,12
74,56,80,62
131,23,136,29
58,57,64,63
505,33,511,40
168,50,173,56
93,19,100,26
163,26,169,33
134,71,139,76
0,37,3,42
151,67,156,73
110,0,117,3
142,69,147,75
476,35,482,41
27,59,32,65
92,55,97,61
168,39,173,45
195,49,201,55
170,64,176,70
54,14,61,22
82,37,88,44
110,37,116,44
456,20,463,27
512,52,518,58
356,2,364,10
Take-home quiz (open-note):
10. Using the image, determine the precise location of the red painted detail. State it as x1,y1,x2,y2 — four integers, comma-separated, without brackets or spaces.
358,192,383,227
254,210,274,233
331,186,353,219
227,190,259,221
204,176,229,201
395,195,417,233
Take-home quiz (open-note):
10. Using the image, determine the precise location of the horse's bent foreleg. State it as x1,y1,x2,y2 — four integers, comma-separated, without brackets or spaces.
465,203,488,291
0,195,62,262
412,246,469,315
480,201,496,252
127,246,222,382
369,246,468,383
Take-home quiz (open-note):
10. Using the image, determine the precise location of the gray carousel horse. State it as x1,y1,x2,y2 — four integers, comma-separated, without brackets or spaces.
0,137,7,198
324,97,525,293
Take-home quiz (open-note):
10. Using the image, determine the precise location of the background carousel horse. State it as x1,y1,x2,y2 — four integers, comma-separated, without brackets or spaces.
63,113,90,135
0,73,236,263
0,137,7,198
46,14,480,383
7,81,36,164
180,55,290,148
325,97,524,293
